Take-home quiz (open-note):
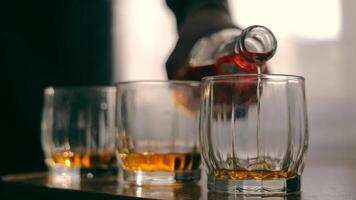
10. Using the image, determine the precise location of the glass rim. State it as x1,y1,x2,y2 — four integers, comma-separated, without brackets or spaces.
115,80,200,87
44,86,116,95
202,74,305,81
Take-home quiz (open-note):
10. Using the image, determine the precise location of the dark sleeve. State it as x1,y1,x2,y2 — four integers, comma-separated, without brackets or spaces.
165,0,237,79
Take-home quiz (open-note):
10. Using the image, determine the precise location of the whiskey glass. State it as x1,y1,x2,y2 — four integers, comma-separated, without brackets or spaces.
41,87,117,179
200,74,308,195
116,81,201,185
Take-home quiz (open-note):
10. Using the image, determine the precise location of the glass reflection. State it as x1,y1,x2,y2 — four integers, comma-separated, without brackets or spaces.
47,169,80,189
208,192,301,200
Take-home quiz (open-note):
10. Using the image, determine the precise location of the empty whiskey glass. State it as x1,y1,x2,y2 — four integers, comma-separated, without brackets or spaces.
41,87,117,179
200,74,308,195
116,81,201,185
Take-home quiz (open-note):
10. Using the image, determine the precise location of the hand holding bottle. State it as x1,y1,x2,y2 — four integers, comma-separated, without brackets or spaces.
178,25,277,80
175,25,277,114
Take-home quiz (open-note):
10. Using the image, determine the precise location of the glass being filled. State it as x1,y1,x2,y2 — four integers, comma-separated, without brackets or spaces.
200,74,308,195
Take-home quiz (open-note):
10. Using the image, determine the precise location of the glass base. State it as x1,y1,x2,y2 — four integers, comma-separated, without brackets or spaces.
123,170,201,185
208,175,300,195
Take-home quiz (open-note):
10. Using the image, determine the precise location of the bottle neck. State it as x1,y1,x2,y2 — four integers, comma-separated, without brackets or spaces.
234,25,277,66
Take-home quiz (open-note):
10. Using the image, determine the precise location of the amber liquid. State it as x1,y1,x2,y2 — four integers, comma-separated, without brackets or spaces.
49,150,117,169
214,161,294,180
119,152,201,172
214,169,290,180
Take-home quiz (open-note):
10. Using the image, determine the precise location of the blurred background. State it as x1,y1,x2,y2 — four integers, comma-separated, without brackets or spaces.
1,0,355,177
113,0,356,169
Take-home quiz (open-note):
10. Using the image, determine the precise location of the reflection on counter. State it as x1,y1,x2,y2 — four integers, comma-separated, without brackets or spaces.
118,183,201,200
47,170,118,193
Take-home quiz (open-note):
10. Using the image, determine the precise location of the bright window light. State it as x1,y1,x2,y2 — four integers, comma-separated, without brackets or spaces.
229,0,342,42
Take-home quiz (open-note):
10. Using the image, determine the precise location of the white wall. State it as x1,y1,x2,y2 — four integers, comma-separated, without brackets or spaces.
112,0,176,81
